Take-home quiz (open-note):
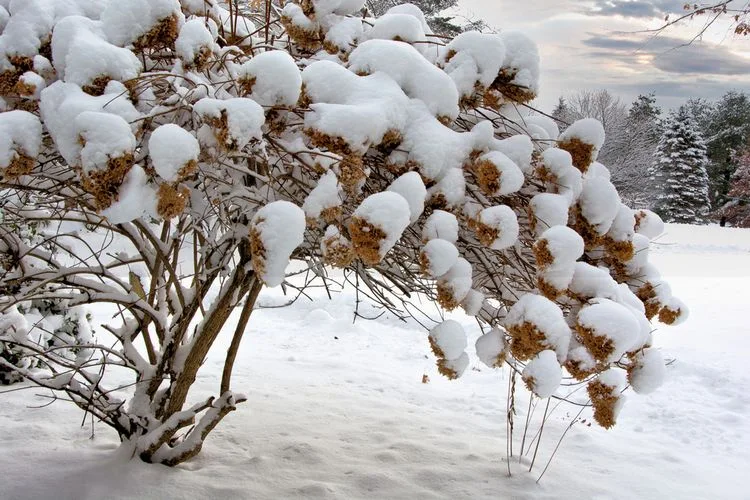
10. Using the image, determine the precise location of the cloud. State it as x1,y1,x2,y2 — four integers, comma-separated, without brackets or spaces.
588,0,690,19
582,34,750,75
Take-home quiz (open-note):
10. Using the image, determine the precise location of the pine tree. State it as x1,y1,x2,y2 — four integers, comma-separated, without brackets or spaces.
650,107,711,224
702,91,750,223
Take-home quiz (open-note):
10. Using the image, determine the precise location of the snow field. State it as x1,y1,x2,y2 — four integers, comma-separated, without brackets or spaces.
2,224,748,498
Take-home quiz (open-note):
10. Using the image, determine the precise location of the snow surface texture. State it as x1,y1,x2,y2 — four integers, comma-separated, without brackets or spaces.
1,224,746,499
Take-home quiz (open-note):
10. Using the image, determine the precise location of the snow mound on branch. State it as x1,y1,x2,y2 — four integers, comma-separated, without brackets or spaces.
475,151,524,196
421,239,459,277
101,165,158,224
325,16,364,53
302,60,409,154
51,15,142,88
193,97,265,150
478,205,519,250
569,262,619,300
505,294,571,362
75,111,136,172
438,257,473,304
523,350,561,398
537,225,584,264
577,299,641,362
429,320,467,361
250,201,306,287
579,176,621,234
101,0,184,48
530,193,569,236
444,31,505,98
387,172,426,223
40,81,141,167
237,51,302,108
352,191,411,257
422,210,458,243
560,118,605,156
491,134,533,174
634,209,665,240
175,18,215,66
0,110,42,169
366,13,425,43
148,124,200,182
475,327,507,368
348,40,459,121
607,204,635,242
396,103,481,181
628,348,666,394
427,167,465,208
303,171,342,220
498,31,540,94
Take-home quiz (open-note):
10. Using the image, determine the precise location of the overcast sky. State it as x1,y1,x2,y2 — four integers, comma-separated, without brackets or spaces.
454,0,750,112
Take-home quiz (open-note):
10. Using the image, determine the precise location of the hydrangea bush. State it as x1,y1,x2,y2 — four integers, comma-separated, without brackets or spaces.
0,0,685,465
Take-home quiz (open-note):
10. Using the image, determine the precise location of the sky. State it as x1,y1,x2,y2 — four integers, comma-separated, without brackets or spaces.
453,0,750,112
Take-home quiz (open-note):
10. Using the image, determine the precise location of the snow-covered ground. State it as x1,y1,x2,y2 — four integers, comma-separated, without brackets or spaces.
2,224,749,499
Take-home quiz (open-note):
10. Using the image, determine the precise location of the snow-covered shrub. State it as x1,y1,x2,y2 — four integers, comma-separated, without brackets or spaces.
0,0,684,465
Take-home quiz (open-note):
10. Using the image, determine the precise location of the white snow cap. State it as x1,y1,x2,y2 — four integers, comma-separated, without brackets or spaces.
193,97,265,150
578,176,621,235
559,118,606,156
537,225,585,265
505,294,571,362
441,352,470,378
251,201,306,287
148,124,200,182
51,15,142,88
175,18,215,66
577,298,641,362
75,111,136,172
569,262,619,300
476,151,525,196
606,204,636,242
353,191,411,257
478,205,519,250
628,348,666,394
101,165,157,224
438,257,473,303
530,193,569,236
443,31,505,98
491,134,533,174
101,0,183,48
429,319,467,361
387,171,426,223
427,166,465,207
475,327,507,368
302,60,409,154
366,13,425,43
0,110,42,169
421,239,459,277
237,50,302,108
348,39,460,120
461,289,485,316
499,31,540,95
634,209,665,240
302,170,342,220
523,350,562,398
422,210,459,243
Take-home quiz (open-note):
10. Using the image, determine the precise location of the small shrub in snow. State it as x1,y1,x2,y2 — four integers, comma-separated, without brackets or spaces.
0,0,685,467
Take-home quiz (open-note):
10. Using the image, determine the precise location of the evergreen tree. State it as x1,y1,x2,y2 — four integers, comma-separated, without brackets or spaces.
650,107,711,224
702,91,750,223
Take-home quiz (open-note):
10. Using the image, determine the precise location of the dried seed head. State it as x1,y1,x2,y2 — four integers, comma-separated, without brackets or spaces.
558,137,595,173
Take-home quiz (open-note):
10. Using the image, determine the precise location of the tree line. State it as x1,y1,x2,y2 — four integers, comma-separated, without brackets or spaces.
552,90,750,227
